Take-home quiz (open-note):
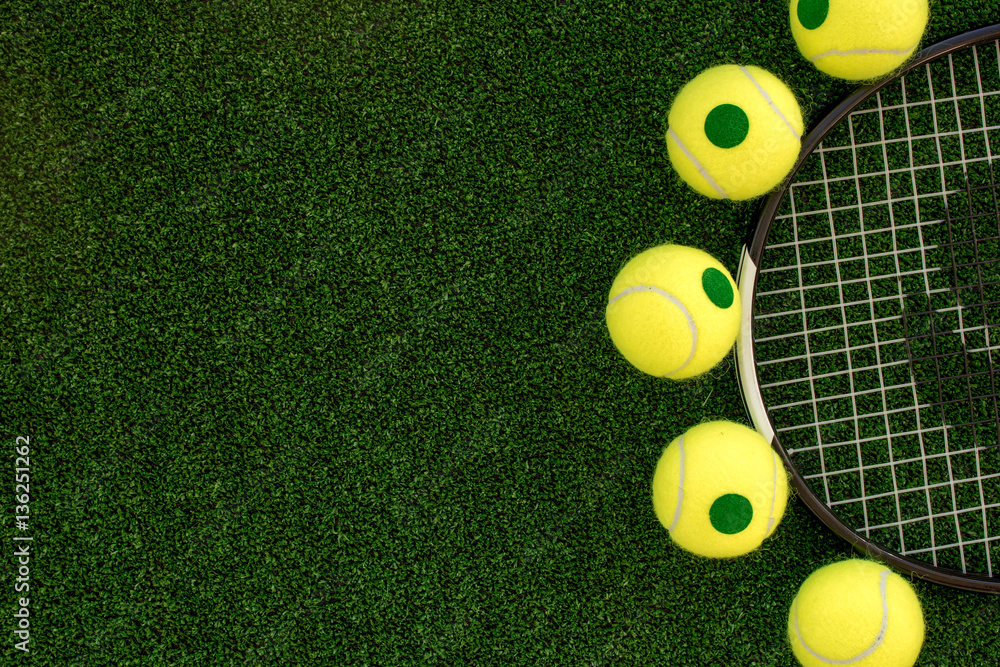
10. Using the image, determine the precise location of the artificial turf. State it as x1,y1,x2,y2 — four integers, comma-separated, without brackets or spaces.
2,0,999,665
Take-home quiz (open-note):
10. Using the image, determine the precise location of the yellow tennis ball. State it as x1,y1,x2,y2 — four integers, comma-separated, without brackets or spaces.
789,559,925,667
790,0,930,81
666,64,804,201
605,244,740,379
651,421,789,558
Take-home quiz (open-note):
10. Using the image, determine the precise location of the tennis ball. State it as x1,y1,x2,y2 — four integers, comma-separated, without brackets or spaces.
789,559,925,667
651,421,789,558
606,244,740,379
790,0,930,81
666,64,804,201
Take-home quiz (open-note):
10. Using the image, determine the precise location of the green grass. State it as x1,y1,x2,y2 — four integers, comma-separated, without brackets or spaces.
2,0,999,664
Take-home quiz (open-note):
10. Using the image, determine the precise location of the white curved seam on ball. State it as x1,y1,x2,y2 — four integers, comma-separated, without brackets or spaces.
669,435,686,532
766,450,778,535
666,128,730,199
608,284,698,377
739,66,801,139
812,43,919,61
793,569,890,665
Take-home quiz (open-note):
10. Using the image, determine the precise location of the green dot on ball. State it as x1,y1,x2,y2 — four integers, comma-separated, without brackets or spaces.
797,0,828,30
710,494,753,534
702,268,734,309
704,104,749,149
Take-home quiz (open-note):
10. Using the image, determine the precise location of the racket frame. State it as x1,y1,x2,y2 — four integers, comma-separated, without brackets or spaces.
737,24,1000,594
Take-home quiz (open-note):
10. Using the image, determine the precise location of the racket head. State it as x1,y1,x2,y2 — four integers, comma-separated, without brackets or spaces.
737,24,1000,594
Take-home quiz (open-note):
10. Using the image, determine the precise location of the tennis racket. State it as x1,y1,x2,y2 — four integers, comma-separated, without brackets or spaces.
737,24,1000,594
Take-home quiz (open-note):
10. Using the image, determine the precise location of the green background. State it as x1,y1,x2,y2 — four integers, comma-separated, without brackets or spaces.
2,0,998,664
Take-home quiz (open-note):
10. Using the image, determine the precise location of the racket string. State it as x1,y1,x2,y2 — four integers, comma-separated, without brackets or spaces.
751,39,1000,579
